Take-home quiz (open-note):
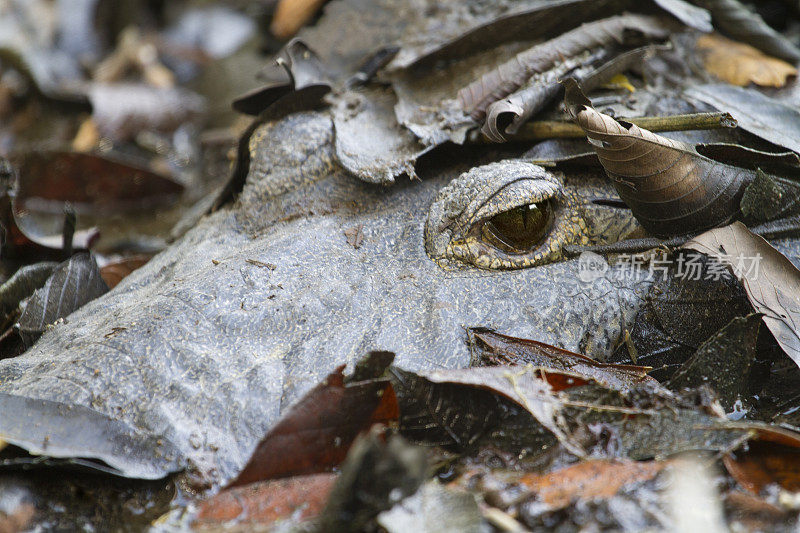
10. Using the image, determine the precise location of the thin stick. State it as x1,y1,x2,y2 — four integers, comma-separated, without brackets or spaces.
470,112,737,143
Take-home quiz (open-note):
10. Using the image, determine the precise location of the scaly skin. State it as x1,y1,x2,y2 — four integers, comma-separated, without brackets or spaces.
0,111,650,483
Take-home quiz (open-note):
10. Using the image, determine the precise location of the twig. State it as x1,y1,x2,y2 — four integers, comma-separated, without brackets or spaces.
469,112,737,143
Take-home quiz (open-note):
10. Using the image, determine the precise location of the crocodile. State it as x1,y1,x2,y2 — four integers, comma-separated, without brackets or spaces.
0,110,654,483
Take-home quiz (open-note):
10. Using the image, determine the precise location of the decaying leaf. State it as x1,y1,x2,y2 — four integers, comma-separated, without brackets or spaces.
377,480,485,533
693,0,800,63
517,459,671,510
317,428,427,532
99,256,152,289
724,441,800,494
667,314,761,410
686,83,800,156
0,262,58,317
608,250,752,380
564,79,754,237
12,151,184,214
228,353,398,487
194,473,337,529
17,253,109,347
696,34,797,88
391,365,587,456
686,222,800,369
468,328,657,392
652,0,713,32
459,14,669,121
387,0,626,70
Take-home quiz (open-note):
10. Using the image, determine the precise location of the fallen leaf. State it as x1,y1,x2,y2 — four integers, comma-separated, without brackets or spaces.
518,459,669,510
608,249,752,380
99,256,152,289
697,33,797,88
227,352,399,487
564,78,754,237
667,314,761,410
12,151,184,214
686,84,800,156
194,473,336,529
17,253,109,347
270,0,328,41
459,14,669,121
693,0,800,62
724,441,800,494
468,328,657,392
686,222,800,369
377,480,484,533
317,429,427,532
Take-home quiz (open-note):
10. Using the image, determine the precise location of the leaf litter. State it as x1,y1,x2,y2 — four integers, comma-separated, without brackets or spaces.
6,0,800,531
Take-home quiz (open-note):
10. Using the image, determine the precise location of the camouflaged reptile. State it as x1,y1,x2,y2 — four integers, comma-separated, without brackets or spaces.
0,110,654,483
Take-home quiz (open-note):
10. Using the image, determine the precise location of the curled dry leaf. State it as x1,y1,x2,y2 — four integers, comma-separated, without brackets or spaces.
458,14,670,121
564,79,753,237
686,222,800,369
696,34,797,88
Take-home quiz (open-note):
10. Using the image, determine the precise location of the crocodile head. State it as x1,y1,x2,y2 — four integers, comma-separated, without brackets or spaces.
0,111,648,482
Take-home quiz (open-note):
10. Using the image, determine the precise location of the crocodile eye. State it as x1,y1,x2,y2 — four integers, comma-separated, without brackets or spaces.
481,201,553,254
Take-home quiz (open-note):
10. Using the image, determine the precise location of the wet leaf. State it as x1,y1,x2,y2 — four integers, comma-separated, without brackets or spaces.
391,365,589,456
608,250,752,380
99,255,152,289
331,86,427,184
724,441,800,494
565,79,754,237
388,0,628,70
694,0,800,62
686,84,800,156
194,473,336,529
0,262,58,317
228,353,399,487
696,34,797,88
377,480,485,533
652,0,713,32
17,253,109,347
517,459,670,510
667,314,762,410
12,151,184,214
231,39,330,116
459,14,669,121
482,45,665,142
468,328,657,392
686,222,800,369
271,0,328,41
318,429,427,532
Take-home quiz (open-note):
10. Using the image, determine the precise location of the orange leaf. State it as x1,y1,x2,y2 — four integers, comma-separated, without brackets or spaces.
697,33,797,88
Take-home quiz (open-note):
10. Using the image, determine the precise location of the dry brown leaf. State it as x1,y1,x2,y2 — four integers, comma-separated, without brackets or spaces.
697,33,797,88
686,222,800,368
271,0,328,41
564,79,752,237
